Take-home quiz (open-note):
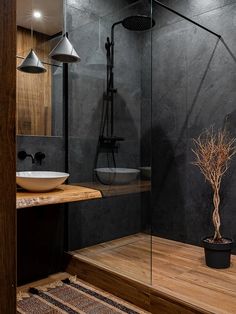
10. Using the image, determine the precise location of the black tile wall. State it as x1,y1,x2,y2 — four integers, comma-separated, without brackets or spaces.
66,0,152,251
68,194,145,251
17,136,65,171
148,1,236,253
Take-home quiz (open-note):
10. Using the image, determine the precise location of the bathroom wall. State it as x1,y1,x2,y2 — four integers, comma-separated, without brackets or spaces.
67,0,145,183
17,0,152,284
17,136,65,171
147,0,236,252
66,0,152,250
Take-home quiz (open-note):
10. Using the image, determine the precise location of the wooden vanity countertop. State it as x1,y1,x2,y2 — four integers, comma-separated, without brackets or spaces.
16,184,102,209
77,180,151,197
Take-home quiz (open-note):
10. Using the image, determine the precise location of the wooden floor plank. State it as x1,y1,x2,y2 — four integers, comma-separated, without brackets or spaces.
70,233,236,314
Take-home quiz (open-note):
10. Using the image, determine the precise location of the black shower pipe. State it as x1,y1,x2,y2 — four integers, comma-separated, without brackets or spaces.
153,0,221,39
110,21,122,136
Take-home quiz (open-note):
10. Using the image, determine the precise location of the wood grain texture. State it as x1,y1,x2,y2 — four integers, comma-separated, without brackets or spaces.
16,184,102,209
67,234,236,314
0,0,17,312
16,26,52,136
78,180,151,197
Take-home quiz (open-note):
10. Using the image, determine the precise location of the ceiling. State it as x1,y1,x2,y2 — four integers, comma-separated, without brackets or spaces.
17,0,63,36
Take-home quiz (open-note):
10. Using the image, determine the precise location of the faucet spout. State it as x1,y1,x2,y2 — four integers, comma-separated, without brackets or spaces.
18,151,35,164
29,154,35,164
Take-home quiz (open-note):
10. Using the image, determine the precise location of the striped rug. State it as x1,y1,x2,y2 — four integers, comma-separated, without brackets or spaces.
17,276,148,313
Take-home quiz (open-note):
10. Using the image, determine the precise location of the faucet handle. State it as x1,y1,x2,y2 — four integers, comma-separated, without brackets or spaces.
35,152,45,165
18,151,28,160
18,150,35,163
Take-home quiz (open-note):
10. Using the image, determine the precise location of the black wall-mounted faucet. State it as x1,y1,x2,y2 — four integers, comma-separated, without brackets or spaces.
18,151,45,165
18,151,35,164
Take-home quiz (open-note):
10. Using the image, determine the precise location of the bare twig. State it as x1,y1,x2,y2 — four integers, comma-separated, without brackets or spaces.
192,127,236,241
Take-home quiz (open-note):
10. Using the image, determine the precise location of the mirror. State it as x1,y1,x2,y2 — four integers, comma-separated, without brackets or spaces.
16,0,63,136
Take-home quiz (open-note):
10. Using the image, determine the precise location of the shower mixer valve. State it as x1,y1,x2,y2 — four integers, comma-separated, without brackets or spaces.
99,135,124,152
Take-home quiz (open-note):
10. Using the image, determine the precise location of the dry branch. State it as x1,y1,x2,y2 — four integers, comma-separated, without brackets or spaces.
192,127,236,241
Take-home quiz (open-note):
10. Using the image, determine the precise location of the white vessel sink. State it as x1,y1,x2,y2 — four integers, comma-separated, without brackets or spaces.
16,171,69,192
94,168,140,185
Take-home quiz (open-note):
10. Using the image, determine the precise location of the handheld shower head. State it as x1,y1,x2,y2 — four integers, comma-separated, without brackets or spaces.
122,15,155,31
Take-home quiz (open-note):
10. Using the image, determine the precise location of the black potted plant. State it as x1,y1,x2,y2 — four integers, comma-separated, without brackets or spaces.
192,128,236,268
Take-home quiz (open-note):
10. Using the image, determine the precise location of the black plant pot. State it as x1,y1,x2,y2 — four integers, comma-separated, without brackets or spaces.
202,237,233,269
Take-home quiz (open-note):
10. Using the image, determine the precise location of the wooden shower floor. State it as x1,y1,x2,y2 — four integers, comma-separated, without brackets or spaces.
70,233,236,314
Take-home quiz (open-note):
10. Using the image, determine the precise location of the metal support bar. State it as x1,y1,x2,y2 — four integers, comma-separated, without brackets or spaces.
154,0,221,39
63,61,69,253
16,55,62,67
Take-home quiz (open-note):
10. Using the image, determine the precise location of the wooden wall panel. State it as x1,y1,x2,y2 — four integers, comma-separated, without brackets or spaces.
16,27,52,136
0,0,16,313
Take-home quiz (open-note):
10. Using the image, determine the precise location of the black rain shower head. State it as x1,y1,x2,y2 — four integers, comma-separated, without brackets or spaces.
122,15,155,31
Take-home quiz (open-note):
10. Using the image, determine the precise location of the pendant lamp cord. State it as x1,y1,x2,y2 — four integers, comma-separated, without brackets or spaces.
98,18,101,49
31,0,33,48
63,0,67,35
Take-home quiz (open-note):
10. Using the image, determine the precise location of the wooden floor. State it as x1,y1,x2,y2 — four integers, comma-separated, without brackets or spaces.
70,234,236,314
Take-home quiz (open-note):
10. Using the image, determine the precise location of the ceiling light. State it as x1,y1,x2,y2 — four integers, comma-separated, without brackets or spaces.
33,10,42,19
17,4,46,74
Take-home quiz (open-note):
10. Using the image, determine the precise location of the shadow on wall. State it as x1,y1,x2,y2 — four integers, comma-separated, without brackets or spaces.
94,92,140,171
149,38,220,243
188,38,236,138
150,37,233,244
150,36,236,250
69,84,140,183
141,127,151,166
180,37,221,141
150,126,186,241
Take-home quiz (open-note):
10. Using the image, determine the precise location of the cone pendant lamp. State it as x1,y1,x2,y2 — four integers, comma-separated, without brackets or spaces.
49,0,80,63
86,18,105,70
17,0,46,73
49,35,80,63
17,49,46,73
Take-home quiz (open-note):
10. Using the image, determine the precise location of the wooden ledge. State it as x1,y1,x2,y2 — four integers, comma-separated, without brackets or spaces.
16,184,102,209
75,180,151,197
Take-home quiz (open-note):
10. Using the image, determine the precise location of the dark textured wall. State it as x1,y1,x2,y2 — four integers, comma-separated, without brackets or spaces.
17,0,152,283
68,194,145,250
17,136,65,171
66,0,152,251
149,0,236,252
67,0,147,183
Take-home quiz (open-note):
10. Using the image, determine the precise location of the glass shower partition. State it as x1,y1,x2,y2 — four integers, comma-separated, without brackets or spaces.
66,0,153,285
